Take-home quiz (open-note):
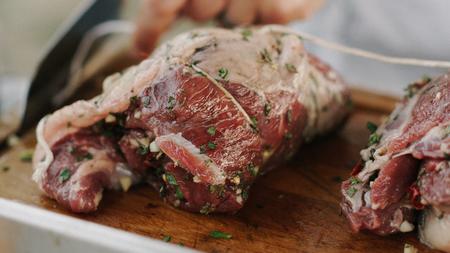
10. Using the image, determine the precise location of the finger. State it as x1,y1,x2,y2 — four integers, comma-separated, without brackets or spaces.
183,0,227,21
257,0,325,24
223,0,257,26
134,0,187,56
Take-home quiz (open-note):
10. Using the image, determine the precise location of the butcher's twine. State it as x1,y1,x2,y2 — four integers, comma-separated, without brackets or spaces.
58,22,450,104
269,25,450,69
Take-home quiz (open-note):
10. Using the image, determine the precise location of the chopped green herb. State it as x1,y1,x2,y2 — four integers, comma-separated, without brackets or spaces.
260,49,272,64
366,121,378,134
350,177,361,185
404,84,419,98
162,235,171,242
207,126,216,136
178,243,184,247
59,168,71,183
166,96,176,110
285,63,297,73
286,109,292,123
191,60,201,66
194,44,210,53
137,145,149,155
207,141,217,150
247,163,258,176
264,103,271,116
200,202,214,215
142,96,151,107
250,116,258,128
218,68,229,79
199,145,206,154
20,150,33,162
165,173,178,185
242,189,249,201
129,96,138,106
209,185,225,197
175,187,184,200
209,230,232,239
346,187,357,197
445,153,450,160
368,133,382,146
241,29,252,41
1,165,10,172
369,148,376,161
422,75,432,83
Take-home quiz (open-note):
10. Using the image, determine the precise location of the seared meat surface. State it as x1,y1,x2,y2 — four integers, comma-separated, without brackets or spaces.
33,26,350,214
341,73,449,251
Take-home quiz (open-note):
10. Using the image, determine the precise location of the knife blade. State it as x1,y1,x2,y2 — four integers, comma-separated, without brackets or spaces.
17,0,121,135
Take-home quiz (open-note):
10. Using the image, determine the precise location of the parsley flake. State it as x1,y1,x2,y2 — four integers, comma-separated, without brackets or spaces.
260,49,272,64
20,150,33,162
250,116,258,128
350,177,361,185
200,202,214,215
165,173,178,185
285,63,297,73
137,145,149,156
199,145,206,154
166,96,176,110
59,168,71,183
162,235,171,242
368,133,382,146
207,141,217,150
286,109,292,123
241,29,252,41
347,187,357,197
264,103,271,116
207,126,216,136
175,187,184,200
247,163,259,176
366,121,378,134
209,230,232,239
218,68,229,79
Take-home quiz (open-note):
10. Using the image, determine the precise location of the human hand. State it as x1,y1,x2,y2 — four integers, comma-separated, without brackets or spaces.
134,0,324,56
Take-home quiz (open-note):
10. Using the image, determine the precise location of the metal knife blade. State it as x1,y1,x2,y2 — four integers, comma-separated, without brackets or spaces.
17,0,121,135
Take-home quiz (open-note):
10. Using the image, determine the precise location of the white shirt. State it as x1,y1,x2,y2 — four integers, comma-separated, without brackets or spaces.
292,0,450,96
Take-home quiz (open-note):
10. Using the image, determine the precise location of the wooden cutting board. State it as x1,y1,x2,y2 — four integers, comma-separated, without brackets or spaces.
0,89,438,253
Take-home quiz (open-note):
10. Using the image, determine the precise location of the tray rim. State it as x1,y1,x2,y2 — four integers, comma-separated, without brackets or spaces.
0,198,199,253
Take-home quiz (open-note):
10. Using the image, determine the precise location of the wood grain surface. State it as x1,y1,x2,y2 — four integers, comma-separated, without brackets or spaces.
0,91,438,253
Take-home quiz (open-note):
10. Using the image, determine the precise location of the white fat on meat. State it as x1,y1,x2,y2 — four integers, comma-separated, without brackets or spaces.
344,84,425,212
33,25,347,190
155,133,225,185
420,209,450,252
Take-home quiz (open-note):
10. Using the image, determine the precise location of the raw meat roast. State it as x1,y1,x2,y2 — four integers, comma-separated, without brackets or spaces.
341,73,449,251
33,26,350,214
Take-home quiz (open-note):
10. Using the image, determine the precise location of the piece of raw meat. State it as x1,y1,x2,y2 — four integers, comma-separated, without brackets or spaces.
33,26,351,213
341,73,449,251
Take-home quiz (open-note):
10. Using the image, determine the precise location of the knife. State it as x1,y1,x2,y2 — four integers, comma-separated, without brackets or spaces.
17,0,121,135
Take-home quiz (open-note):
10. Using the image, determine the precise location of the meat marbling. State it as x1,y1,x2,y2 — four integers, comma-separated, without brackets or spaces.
341,73,450,251
33,26,350,214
